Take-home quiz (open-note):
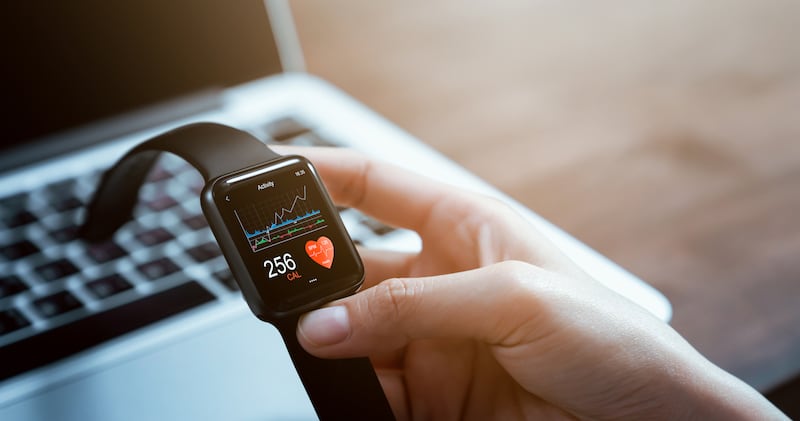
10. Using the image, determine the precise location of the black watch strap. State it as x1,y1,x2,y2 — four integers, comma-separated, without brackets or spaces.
80,122,395,420
275,315,395,420
81,122,280,242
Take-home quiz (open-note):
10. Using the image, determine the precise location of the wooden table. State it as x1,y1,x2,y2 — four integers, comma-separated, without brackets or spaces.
292,0,800,392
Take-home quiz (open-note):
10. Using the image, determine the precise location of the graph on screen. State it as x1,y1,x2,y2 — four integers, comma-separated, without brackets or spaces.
234,186,328,252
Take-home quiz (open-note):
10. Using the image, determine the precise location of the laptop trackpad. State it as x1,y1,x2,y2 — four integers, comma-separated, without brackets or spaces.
2,315,317,421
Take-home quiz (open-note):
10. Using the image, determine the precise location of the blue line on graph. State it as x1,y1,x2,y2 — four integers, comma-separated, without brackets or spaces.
244,209,321,239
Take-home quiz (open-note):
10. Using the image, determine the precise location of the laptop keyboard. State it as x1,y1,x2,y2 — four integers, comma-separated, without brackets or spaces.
0,120,397,381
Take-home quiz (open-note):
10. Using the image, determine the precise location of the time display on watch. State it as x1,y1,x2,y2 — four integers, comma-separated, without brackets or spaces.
210,156,363,313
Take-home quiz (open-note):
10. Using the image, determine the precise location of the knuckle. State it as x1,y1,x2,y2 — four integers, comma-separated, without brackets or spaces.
342,152,374,209
474,195,516,217
488,261,555,344
370,277,422,322
492,260,545,295
495,259,535,280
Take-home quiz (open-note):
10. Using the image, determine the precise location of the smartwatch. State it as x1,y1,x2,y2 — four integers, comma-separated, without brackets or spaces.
80,122,394,420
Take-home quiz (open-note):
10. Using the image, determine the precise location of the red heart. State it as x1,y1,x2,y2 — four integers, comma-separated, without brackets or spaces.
305,236,334,269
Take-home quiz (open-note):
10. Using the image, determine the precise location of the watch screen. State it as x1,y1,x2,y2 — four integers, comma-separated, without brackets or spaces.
211,156,363,312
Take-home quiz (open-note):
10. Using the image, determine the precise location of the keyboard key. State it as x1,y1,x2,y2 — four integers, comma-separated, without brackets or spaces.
0,193,30,211
189,180,204,195
145,166,173,183
51,196,83,212
286,131,338,147
46,179,79,196
35,258,80,282
2,210,38,228
0,308,30,335
186,242,221,262
137,257,181,280
167,157,194,172
33,290,83,318
135,227,174,246
182,214,207,230
0,240,40,260
143,194,178,212
361,216,396,236
262,116,312,141
0,275,29,299
85,274,133,299
86,240,127,263
0,281,214,380
50,224,79,243
213,268,239,291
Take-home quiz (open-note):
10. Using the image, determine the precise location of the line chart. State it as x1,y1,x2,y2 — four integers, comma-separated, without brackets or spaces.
234,185,328,252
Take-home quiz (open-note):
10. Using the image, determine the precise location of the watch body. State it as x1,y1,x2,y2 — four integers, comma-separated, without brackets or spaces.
201,155,364,320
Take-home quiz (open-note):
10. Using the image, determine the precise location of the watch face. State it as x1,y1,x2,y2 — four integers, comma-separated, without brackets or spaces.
210,156,363,314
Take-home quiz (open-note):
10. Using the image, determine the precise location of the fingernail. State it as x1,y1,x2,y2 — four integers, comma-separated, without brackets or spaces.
298,306,350,346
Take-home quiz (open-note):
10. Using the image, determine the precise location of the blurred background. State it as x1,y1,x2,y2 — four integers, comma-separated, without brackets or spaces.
292,0,800,405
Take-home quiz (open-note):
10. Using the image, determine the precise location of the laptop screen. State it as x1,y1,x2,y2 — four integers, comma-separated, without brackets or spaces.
2,0,282,154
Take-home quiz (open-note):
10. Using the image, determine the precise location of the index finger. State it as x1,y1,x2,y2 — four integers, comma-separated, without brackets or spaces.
272,146,465,233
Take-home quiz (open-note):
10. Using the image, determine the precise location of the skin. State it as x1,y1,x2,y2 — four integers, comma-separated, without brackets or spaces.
275,146,786,420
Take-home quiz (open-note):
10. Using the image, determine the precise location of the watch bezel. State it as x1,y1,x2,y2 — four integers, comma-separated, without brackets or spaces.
200,155,364,321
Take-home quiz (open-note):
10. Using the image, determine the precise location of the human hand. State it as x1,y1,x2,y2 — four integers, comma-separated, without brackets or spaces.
281,147,784,420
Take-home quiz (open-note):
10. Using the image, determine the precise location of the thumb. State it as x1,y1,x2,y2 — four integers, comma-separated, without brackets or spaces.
297,261,550,358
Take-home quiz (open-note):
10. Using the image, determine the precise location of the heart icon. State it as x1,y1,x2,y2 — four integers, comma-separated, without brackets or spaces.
305,236,334,269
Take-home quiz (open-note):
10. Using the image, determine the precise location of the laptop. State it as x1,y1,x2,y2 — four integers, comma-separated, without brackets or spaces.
0,1,672,419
